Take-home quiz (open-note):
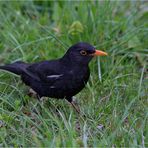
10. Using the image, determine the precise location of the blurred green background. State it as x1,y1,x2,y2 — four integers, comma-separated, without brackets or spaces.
0,1,147,147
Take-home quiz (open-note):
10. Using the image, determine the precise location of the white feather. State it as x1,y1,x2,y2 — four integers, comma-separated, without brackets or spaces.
47,74,63,78
50,86,55,88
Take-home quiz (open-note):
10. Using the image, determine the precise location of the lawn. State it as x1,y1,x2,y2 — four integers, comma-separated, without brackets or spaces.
0,1,147,147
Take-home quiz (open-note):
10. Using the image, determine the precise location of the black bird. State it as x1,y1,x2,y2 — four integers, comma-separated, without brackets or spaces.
0,42,107,112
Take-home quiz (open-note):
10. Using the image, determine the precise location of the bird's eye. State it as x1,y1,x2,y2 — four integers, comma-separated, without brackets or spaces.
80,50,87,56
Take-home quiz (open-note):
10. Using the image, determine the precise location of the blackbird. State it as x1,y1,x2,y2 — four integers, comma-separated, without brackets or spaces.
0,42,107,112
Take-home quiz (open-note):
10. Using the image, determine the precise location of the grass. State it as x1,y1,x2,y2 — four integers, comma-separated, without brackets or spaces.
0,1,147,147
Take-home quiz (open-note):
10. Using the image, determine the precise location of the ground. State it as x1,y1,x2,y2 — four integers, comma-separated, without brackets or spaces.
0,1,147,147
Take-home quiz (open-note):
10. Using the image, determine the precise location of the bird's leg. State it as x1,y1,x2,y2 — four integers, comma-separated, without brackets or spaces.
27,88,37,97
71,102,80,114
36,94,41,101
27,88,42,101
67,97,87,122
67,97,80,114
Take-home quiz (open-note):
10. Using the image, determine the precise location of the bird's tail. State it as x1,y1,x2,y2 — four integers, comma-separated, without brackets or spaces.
0,61,28,75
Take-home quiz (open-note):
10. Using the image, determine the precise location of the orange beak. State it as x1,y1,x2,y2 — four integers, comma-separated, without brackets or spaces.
92,50,108,56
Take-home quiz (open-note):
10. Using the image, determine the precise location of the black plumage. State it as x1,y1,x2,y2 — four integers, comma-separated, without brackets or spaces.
0,42,107,109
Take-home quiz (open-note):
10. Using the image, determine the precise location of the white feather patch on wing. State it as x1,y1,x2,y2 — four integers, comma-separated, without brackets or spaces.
50,86,55,88
47,74,63,78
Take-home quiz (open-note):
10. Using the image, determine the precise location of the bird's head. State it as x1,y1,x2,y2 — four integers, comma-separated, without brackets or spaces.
63,42,108,65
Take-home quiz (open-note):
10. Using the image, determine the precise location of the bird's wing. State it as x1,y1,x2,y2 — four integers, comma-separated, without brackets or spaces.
25,60,64,83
